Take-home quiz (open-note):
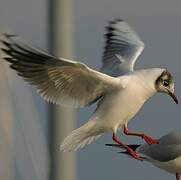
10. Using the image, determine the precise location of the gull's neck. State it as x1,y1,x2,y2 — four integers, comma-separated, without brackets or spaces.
132,68,165,101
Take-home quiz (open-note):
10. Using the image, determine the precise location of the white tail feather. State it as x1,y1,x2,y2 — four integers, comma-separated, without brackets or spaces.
60,121,104,152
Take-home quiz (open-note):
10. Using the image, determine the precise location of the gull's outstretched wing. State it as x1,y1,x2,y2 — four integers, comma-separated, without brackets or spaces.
101,19,144,77
139,143,181,162
139,132,181,162
1,34,120,107
159,132,181,145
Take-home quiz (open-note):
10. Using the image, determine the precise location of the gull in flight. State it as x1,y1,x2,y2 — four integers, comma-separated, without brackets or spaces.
106,132,181,180
0,19,178,160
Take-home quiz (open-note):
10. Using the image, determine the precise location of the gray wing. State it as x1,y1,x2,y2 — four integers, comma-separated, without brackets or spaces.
1,34,120,107
101,19,144,77
159,132,181,145
139,139,181,162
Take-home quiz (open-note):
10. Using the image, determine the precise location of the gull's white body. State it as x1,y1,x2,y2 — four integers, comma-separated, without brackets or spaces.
152,156,181,174
61,69,164,151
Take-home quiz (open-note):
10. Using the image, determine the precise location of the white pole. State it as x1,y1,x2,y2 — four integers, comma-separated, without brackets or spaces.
48,0,75,180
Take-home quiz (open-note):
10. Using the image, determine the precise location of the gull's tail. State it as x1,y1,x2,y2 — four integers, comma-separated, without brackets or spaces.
60,120,104,152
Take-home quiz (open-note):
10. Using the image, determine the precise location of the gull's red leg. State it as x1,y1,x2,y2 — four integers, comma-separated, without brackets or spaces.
123,125,159,145
176,173,180,180
112,133,143,161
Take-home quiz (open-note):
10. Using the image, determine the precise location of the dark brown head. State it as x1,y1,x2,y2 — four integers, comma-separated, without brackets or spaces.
155,70,178,104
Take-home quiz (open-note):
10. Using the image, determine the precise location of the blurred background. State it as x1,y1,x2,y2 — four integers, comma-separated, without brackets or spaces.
0,0,181,179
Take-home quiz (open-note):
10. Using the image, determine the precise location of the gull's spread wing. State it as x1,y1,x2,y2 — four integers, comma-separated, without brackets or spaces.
139,133,181,162
1,34,120,107
101,19,144,76
139,143,181,162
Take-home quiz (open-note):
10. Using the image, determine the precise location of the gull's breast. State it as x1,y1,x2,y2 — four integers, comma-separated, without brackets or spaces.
95,86,146,131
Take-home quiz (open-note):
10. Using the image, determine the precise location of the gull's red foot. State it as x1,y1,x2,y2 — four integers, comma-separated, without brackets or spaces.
142,134,159,145
126,148,143,161
123,126,159,145
112,133,143,161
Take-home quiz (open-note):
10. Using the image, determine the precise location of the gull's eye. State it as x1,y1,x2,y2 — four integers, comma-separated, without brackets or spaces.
163,80,169,87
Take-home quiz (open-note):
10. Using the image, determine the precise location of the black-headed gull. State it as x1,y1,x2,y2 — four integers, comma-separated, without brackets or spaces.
0,19,178,160
106,132,181,180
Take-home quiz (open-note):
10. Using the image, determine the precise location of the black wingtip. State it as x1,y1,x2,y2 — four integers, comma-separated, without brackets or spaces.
105,19,126,37
105,144,122,148
3,33,17,38
105,144,141,151
0,40,11,48
109,19,125,25
1,48,11,54
106,26,114,32
105,32,115,39
4,57,15,63
115,18,124,22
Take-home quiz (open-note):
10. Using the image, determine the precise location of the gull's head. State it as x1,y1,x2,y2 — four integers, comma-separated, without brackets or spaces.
155,70,178,104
